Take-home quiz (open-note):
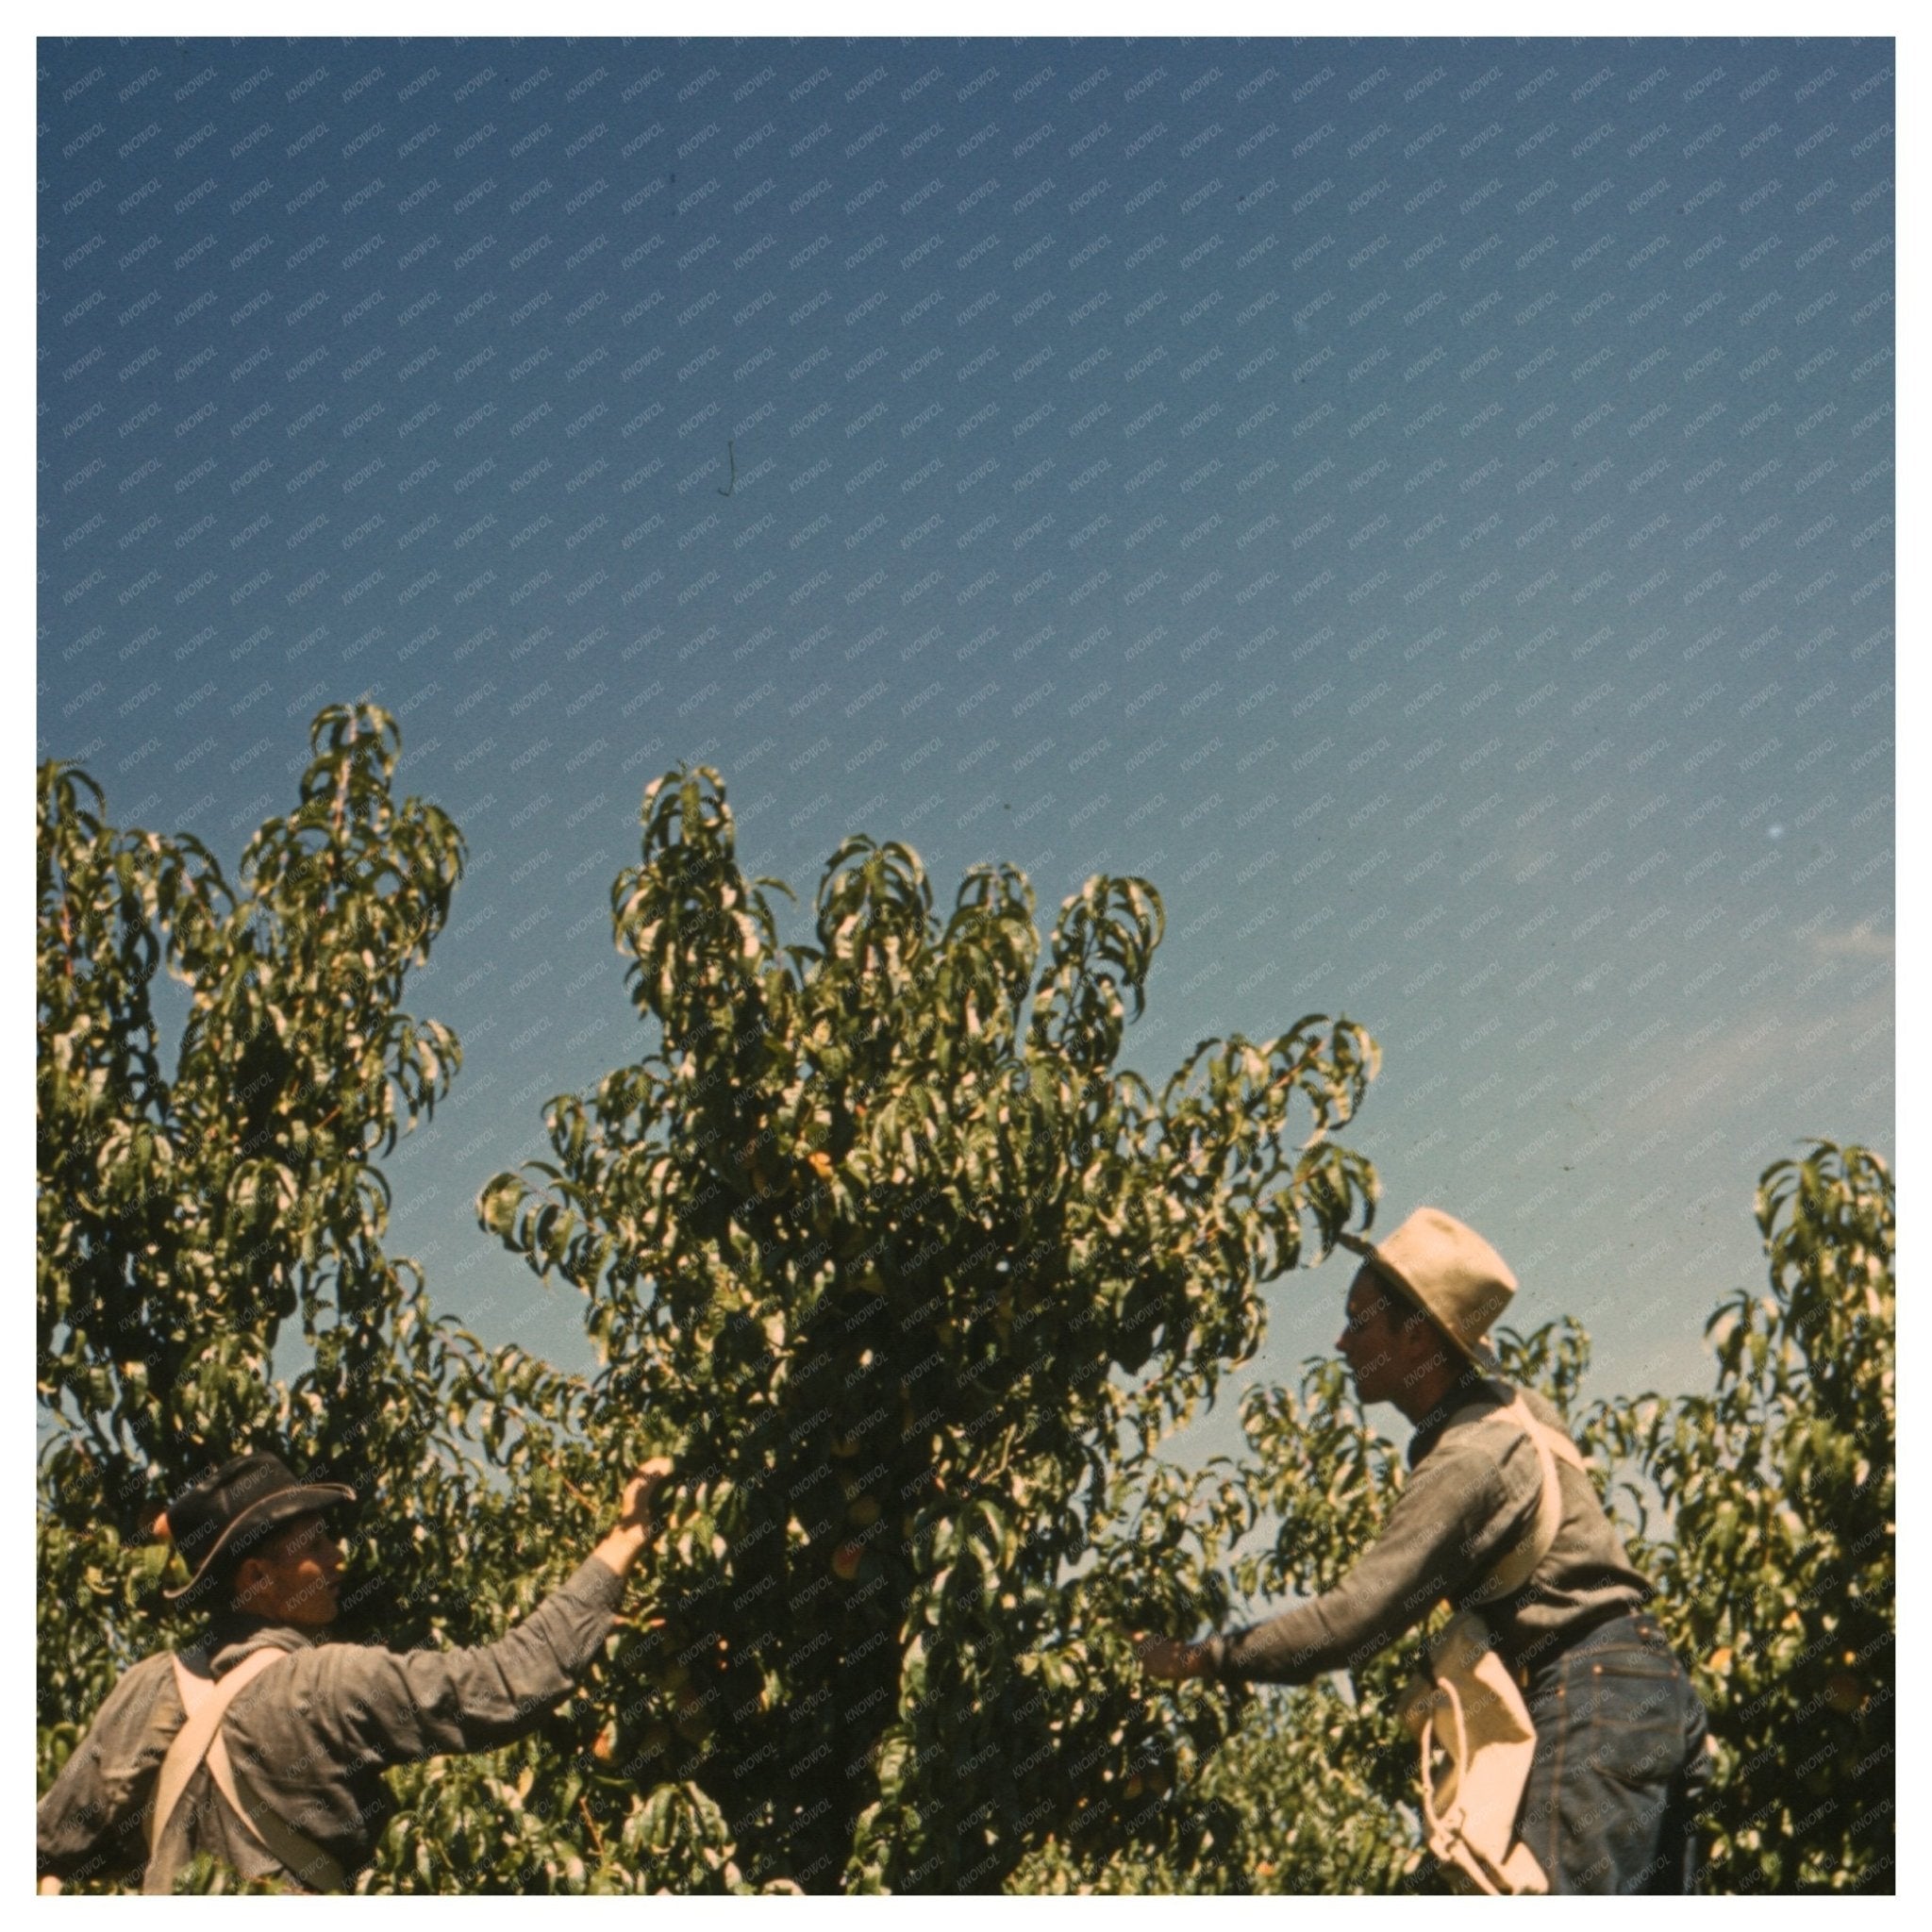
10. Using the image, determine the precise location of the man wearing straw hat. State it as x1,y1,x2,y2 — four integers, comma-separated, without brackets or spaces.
37,1449,672,1893
1135,1207,1710,1894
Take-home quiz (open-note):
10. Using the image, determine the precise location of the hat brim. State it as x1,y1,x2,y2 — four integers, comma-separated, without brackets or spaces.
164,1482,357,1605
1336,1233,1501,1373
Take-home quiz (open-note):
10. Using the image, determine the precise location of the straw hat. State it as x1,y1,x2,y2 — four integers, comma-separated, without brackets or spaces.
1339,1208,1517,1372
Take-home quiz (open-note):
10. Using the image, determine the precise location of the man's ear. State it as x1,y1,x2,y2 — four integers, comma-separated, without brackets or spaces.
231,1553,270,1609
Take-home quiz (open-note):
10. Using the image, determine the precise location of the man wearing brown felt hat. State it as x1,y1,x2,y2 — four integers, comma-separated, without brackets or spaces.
1134,1207,1711,1894
37,1447,672,1893
153,1449,359,1619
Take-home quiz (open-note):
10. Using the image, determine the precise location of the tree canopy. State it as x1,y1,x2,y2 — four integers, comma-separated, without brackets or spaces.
477,763,1380,1890
37,708,1891,1892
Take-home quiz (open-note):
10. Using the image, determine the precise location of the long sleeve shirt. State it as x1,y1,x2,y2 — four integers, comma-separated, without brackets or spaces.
1204,1379,1649,1685
37,1555,625,1890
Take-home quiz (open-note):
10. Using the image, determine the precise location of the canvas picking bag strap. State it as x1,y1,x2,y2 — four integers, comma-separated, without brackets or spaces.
1464,1396,1588,1606
143,1648,346,1895
1395,1394,1589,1895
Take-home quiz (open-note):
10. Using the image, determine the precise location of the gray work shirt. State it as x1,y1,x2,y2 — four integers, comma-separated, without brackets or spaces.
36,1555,624,1890
1205,1378,1649,1685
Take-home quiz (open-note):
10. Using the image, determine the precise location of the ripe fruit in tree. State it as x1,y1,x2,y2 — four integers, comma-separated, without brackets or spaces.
674,1688,716,1743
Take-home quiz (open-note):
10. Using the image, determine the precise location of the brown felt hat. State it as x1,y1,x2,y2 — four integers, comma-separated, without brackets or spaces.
157,1452,356,1607
1339,1207,1516,1372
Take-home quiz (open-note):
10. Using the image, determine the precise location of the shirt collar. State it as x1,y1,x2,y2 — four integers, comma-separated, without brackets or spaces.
1407,1372,1511,1466
206,1616,323,1675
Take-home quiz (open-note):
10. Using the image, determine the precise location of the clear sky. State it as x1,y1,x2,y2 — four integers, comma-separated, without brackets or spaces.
37,32,1894,1473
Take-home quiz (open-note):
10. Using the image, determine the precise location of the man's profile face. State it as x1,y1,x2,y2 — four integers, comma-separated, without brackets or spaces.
234,1512,343,1627
1338,1270,1399,1405
1336,1268,1435,1407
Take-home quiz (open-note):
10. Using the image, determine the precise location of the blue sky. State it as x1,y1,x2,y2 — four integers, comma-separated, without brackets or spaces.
36,32,1894,1472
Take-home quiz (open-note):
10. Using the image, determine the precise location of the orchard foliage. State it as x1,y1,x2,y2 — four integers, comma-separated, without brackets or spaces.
478,764,1380,1890
38,708,1891,1894
1582,1141,1895,1892
1032,1146,1892,1895
36,708,618,1891
38,702,464,1485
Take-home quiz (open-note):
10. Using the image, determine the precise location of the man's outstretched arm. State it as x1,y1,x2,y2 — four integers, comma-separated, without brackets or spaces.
313,1461,676,1768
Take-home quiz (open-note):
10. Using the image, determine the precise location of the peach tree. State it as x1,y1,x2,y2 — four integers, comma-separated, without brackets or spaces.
36,706,610,1891
479,766,1381,1892
1583,1141,1895,1892
1019,1145,1894,1895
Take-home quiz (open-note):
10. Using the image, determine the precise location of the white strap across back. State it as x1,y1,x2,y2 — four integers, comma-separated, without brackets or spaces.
143,1648,345,1894
1462,1393,1588,1606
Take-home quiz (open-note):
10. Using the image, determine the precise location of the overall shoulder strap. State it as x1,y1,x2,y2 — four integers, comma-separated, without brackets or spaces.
145,1648,347,1894
204,1740,347,1893
143,1649,286,1891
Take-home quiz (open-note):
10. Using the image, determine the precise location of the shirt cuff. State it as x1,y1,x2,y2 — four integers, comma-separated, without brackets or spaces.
567,1554,628,1612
